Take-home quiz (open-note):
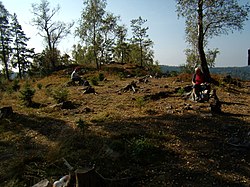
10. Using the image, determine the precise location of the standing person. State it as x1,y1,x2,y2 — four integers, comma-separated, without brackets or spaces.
192,66,205,101
71,67,82,85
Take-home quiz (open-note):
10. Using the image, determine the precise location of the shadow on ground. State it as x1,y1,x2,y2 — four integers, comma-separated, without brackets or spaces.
0,110,249,186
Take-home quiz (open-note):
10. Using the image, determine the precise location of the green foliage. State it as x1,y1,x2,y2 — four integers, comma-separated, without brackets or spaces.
98,72,105,81
4,79,20,94
90,76,99,86
76,118,88,133
176,0,250,77
117,72,126,79
37,83,43,90
72,44,95,64
11,13,35,79
45,87,53,97
183,48,219,73
31,0,73,70
130,16,154,67
19,82,36,107
52,87,68,103
177,87,185,95
135,97,145,109
129,136,156,162
113,25,128,64
0,78,6,91
12,79,20,92
76,0,108,69
0,3,12,80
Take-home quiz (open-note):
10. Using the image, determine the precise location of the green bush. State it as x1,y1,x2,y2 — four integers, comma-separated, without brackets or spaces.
2,79,20,94
52,87,68,103
19,82,36,107
45,87,52,97
98,73,105,81
37,83,43,90
12,79,20,92
177,87,185,95
135,97,145,109
90,76,99,86
0,78,7,91
76,118,88,134
129,136,156,162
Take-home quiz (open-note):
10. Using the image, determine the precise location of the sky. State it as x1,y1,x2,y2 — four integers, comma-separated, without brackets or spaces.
2,0,250,67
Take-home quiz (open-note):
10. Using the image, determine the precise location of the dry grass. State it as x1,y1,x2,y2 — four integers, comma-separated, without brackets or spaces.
0,65,250,186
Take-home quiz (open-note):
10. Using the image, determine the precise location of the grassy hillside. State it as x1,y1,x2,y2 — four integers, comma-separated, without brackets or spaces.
0,64,250,186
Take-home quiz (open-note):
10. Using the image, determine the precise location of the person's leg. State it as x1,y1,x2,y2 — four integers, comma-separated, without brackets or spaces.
194,84,201,100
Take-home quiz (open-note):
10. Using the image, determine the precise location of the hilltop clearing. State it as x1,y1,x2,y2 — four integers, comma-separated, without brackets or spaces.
0,64,250,186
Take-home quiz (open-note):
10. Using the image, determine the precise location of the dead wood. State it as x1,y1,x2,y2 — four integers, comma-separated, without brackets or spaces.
121,81,138,93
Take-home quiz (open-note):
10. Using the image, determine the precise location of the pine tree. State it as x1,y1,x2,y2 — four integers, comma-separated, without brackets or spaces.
11,13,34,79
113,25,129,64
130,16,154,67
0,2,12,80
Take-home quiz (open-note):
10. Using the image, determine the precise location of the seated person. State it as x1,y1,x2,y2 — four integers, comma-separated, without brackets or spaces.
192,66,206,101
71,68,82,84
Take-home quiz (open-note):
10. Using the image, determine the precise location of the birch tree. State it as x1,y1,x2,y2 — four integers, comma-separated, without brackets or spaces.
176,0,250,80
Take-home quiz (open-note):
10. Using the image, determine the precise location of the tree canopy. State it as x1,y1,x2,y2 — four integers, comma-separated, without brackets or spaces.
31,0,74,69
176,0,250,80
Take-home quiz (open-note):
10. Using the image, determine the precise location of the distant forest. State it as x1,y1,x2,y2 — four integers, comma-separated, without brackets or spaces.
160,65,250,81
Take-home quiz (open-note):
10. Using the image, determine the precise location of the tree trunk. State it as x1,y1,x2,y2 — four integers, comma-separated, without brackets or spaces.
197,0,211,82
93,24,100,70
1,30,10,80
140,41,143,67
46,28,56,70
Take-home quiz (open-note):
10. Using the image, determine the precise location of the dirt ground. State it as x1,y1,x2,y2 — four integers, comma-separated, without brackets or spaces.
0,67,249,186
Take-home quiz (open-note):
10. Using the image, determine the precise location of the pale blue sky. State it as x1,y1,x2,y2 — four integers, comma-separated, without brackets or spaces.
2,0,250,67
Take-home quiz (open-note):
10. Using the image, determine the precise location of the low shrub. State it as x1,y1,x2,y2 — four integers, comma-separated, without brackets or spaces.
19,82,36,107
135,97,146,109
52,87,68,103
90,76,99,86
12,79,20,92
98,73,105,81
37,83,43,90
76,118,88,134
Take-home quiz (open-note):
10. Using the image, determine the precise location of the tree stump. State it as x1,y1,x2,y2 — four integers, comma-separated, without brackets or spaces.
121,81,137,93
209,89,221,113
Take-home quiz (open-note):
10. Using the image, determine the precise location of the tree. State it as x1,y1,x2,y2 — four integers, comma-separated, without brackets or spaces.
76,0,107,69
176,0,250,81
99,13,119,65
11,13,35,79
0,2,12,80
113,25,129,64
31,0,74,70
130,16,154,67
183,48,219,73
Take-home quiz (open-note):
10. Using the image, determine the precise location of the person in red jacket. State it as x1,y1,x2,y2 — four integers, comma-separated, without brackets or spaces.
192,66,205,101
